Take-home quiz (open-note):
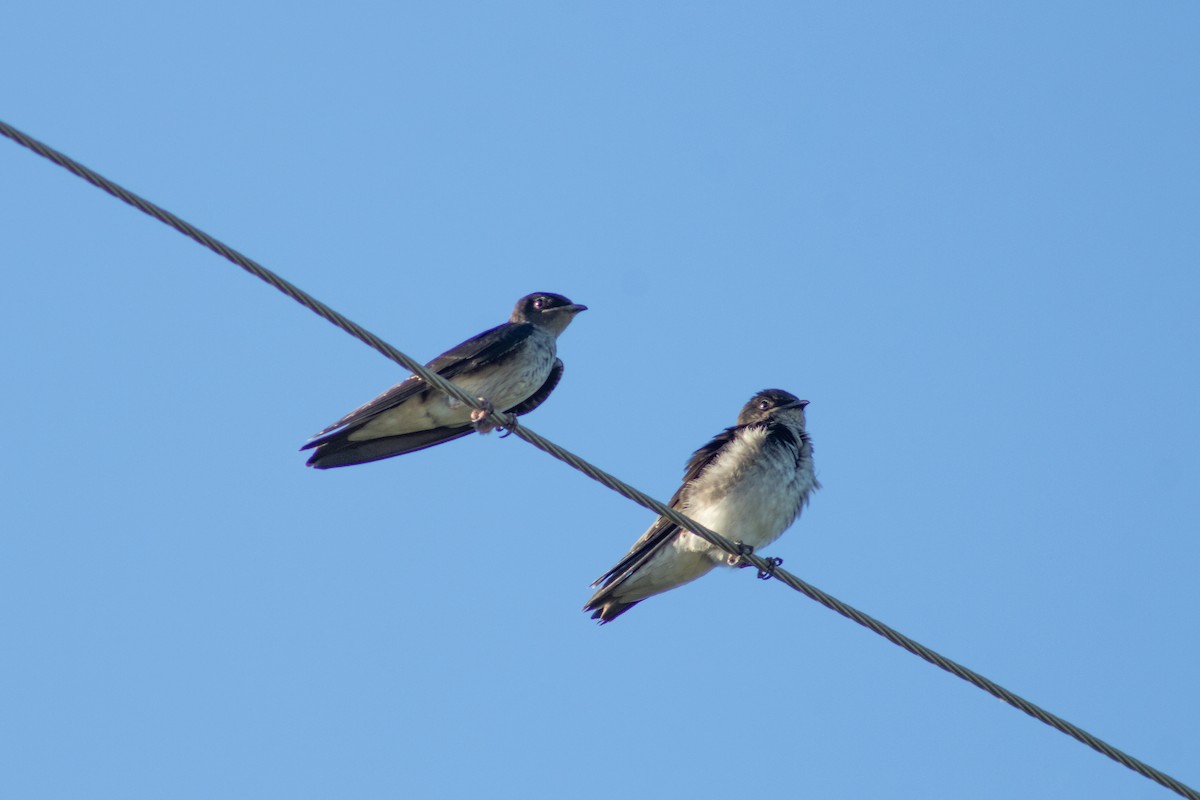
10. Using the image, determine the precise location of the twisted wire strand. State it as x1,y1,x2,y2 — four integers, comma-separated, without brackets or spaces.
3,118,1195,800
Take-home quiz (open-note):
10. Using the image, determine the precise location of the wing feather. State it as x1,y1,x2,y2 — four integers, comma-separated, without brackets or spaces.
304,426,474,468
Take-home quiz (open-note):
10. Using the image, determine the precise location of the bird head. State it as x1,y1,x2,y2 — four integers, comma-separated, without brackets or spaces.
511,293,588,335
737,389,809,427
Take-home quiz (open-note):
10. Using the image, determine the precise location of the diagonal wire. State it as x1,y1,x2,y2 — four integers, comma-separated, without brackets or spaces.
3,118,1196,800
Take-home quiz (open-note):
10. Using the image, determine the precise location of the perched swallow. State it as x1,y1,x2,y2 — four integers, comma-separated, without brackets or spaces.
302,293,586,468
584,389,818,623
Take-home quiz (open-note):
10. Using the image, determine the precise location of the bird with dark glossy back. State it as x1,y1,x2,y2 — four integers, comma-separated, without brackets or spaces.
585,389,818,623
302,293,586,468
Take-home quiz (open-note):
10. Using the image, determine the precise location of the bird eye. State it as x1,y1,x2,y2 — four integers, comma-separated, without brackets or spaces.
533,297,545,310
757,399,771,411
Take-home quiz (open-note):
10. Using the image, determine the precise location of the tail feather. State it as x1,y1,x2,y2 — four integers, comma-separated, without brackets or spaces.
583,590,641,624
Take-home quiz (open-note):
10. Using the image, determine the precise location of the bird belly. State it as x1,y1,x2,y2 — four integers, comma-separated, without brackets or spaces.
677,434,812,562
692,481,801,552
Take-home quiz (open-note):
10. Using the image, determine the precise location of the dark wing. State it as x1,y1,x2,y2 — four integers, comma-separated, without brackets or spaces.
304,426,474,469
302,321,535,443
589,425,740,591
505,359,563,417
677,424,740,491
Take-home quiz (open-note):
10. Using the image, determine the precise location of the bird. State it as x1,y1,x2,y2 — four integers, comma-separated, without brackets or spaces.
301,292,587,469
584,389,818,623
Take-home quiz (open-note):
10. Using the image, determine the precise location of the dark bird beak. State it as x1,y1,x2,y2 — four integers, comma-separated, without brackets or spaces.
560,303,588,314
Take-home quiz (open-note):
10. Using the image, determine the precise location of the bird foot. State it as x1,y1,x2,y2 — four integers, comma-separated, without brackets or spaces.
727,542,755,568
755,557,784,581
471,398,499,434
728,543,782,580
498,414,519,438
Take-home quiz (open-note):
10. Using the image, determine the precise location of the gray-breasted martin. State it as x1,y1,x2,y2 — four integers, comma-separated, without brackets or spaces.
585,389,818,623
302,292,586,468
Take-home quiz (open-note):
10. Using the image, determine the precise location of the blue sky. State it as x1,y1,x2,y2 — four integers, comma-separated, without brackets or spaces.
3,3,1198,798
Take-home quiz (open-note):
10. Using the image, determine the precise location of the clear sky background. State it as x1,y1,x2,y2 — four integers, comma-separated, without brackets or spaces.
3,3,1198,799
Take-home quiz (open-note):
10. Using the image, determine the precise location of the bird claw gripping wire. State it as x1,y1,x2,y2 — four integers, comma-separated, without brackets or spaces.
470,398,518,436
756,557,784,581
497,413,519,439
470,398,499,434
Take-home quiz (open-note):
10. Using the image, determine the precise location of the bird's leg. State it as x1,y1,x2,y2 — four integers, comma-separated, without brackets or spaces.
727,541,755,568
470,398,499,434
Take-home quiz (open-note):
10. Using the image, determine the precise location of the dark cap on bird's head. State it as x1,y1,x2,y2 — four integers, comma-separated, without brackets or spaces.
737,389,809,426
511,293,588,334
